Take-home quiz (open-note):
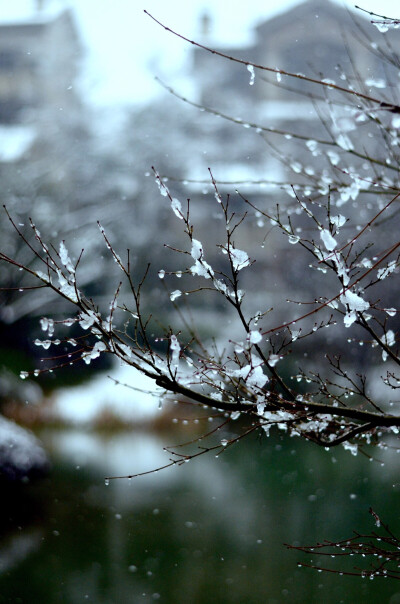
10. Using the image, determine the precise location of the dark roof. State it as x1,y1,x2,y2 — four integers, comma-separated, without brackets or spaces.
255,0,364,36
0,10,79,38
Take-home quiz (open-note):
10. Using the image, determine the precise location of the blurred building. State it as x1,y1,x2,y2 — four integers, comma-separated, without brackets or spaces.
194,0,397,108
0,5,81,123
0,4,82,162
0,3,98,328
168,0,400,320
186,0,400,190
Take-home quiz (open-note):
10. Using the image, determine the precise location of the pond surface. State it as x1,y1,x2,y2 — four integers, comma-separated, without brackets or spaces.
1,426,400,603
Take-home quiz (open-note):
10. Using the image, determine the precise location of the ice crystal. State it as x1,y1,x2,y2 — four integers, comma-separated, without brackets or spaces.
377,260,397,280
35,270,50,283
34,339,52,349
170,290,182,301
268,354,281,367
392,115,400,129
336,133,353,151
247,64,255,85
327,150,340,165
291,330,300,342
59,241,75,273
82,341,107,365
373,21,389,33
191,239,203,260
231,364,268,388
56,269,78,302
330,214,346,229
190,260,213,279
342,441,358,456
249,330,262,344
365,77,386,88
40,317,54,336
155,175,167,196
169,334,180,372
384,330,395,347
320,229,337,251
341,290,369,327
229,248,251,271
171,198,183,219
79,310,97,329
306,140,319,154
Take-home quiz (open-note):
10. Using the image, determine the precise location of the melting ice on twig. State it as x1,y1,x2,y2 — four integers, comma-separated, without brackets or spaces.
247,64,255,85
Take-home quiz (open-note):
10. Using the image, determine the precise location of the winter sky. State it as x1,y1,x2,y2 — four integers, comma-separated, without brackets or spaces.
0,0,399,106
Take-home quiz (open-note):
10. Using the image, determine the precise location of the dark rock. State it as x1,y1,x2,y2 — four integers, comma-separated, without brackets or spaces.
0,415,49,482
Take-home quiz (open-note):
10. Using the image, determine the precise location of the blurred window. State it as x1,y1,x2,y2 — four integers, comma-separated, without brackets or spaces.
0,50,20,71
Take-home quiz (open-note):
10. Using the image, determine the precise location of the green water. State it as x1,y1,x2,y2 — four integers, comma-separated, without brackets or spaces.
0,427,400,603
